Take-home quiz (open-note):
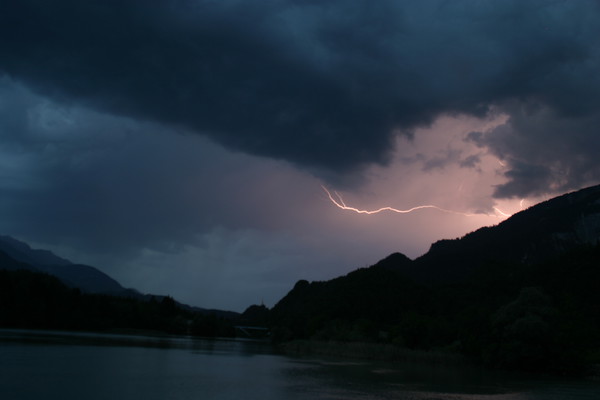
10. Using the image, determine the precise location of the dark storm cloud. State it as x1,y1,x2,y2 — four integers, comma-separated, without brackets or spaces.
0,78,324,258
468,102,600,198
1,0,600,194
459,154,481,170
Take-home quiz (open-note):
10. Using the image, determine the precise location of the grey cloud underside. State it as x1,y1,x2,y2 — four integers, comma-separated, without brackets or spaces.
1,0,600,195
470,103,600,198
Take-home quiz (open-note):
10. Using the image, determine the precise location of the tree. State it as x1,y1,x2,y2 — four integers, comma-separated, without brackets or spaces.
486,287,557,370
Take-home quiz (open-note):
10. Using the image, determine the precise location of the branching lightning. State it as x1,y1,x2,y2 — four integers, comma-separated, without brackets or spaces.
321,185,510,218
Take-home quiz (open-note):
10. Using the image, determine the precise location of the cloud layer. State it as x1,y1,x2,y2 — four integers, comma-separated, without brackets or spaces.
1,0,599,194
2,1,600,310
0,77,507,310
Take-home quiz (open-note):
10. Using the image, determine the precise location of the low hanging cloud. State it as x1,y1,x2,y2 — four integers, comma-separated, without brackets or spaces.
1,0,600,196
468,102,600,198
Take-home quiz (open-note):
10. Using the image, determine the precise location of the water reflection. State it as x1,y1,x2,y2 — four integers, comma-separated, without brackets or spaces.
0,328,273,353
1,329,599,400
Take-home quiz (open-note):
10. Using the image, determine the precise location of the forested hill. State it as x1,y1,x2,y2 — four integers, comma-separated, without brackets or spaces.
270,184,600,374
409,183,600,282
0,246,243,336
0,267,238,337
0,235,125,294
0,236,239,319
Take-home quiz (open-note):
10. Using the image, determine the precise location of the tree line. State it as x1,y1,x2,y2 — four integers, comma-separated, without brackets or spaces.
0,269,236,338
268,244,600,375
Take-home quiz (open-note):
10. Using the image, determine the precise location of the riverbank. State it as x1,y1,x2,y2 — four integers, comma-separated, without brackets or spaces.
278,340,600,381
277,340,467,366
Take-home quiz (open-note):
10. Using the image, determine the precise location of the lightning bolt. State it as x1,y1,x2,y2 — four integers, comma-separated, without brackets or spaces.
321,185,510,218
492,206,511,217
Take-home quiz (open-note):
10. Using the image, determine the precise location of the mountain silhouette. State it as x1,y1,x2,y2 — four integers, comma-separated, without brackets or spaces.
0,236,239,318
0,236,125,294
270,184,600,373
405,184,600,282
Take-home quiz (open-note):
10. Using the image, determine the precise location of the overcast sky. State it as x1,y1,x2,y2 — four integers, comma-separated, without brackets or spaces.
1,1,600,311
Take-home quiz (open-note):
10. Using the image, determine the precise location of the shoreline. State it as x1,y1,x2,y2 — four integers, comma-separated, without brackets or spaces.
278,340,600,381
277,339,467,366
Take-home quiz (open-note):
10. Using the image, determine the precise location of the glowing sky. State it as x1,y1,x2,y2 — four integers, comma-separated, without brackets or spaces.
1,1,600,311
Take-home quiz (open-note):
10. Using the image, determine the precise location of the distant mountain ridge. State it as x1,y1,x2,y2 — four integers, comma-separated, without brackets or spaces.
270,184,600,373
0,235,125,294
406,184,600,282
346,184,600,283
0,235,72,267
275,183,600,301
0,236,239,318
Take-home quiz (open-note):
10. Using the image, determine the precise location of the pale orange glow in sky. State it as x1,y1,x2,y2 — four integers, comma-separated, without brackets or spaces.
322,185,510,218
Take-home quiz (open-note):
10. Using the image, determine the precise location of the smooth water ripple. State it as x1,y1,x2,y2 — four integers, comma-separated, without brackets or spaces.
0,329,598,400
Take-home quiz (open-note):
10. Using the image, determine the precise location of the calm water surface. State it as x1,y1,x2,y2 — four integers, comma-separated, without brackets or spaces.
0,329,598,400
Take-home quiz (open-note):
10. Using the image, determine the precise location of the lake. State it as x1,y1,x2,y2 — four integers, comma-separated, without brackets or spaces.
1,329,599,399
